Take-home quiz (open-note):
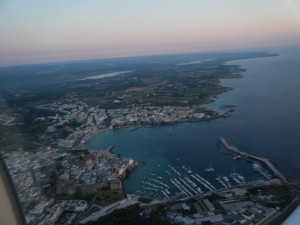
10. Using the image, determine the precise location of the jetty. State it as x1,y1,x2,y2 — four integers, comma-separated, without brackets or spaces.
218,137,288,183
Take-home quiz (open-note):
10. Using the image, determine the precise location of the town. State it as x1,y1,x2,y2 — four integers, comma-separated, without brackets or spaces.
3,118,300,225
37,101,223,149
1,100,299,225
2,145,137,225
1,97,229,225
4,145,298,225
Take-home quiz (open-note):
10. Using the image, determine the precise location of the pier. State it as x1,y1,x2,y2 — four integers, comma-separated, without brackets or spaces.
218,138,288,183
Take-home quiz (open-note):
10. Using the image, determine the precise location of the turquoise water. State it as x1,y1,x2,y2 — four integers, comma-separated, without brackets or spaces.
86,46,300,198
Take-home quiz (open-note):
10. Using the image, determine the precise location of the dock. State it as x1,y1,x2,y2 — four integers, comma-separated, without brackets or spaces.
218,138,288,183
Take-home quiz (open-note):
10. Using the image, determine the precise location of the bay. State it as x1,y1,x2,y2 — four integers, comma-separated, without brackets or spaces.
86,46,300,198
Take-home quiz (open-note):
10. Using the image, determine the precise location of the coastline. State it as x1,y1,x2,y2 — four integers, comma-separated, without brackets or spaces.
5,47,300,225
72,76,240,190
78,109,231,192
68,56,278,196
71,127,111,150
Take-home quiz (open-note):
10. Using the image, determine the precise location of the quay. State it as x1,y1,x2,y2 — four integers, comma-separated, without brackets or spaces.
218,137,288,183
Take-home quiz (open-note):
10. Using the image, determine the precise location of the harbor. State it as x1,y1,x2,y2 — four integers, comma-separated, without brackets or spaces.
86,126,273,200
131,160,267,200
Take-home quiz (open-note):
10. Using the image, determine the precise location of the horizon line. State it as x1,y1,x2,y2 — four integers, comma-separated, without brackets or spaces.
1,43,299,68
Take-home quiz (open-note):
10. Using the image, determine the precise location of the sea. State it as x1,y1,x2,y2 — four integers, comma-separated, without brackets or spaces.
85,45,300,199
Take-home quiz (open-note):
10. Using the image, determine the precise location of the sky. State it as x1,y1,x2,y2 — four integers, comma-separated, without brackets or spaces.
0,0,300,66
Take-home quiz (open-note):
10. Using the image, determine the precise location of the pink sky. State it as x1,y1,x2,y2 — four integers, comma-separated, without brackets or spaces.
1,0,300,66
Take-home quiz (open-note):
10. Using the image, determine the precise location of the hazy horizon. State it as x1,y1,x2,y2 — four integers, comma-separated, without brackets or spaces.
0,43,297,68
1,0,300,67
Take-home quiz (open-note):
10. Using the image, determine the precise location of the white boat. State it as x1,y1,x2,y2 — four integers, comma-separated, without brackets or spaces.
206,167,215,172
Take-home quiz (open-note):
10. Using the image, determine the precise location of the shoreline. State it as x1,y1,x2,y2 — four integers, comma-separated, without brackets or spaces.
76,111,229,188
69,61,246,195
82,109,227,145
70,102,235,190
71,127,111,150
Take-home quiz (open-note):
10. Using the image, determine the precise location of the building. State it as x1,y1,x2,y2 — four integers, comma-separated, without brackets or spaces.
110,178,122,191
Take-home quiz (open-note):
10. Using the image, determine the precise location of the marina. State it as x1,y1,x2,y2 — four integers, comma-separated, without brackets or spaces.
131,160,262,200
119,135,287,200
86,125,272,200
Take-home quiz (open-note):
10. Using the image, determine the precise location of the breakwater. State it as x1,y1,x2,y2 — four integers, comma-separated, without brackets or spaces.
218,138,287,183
